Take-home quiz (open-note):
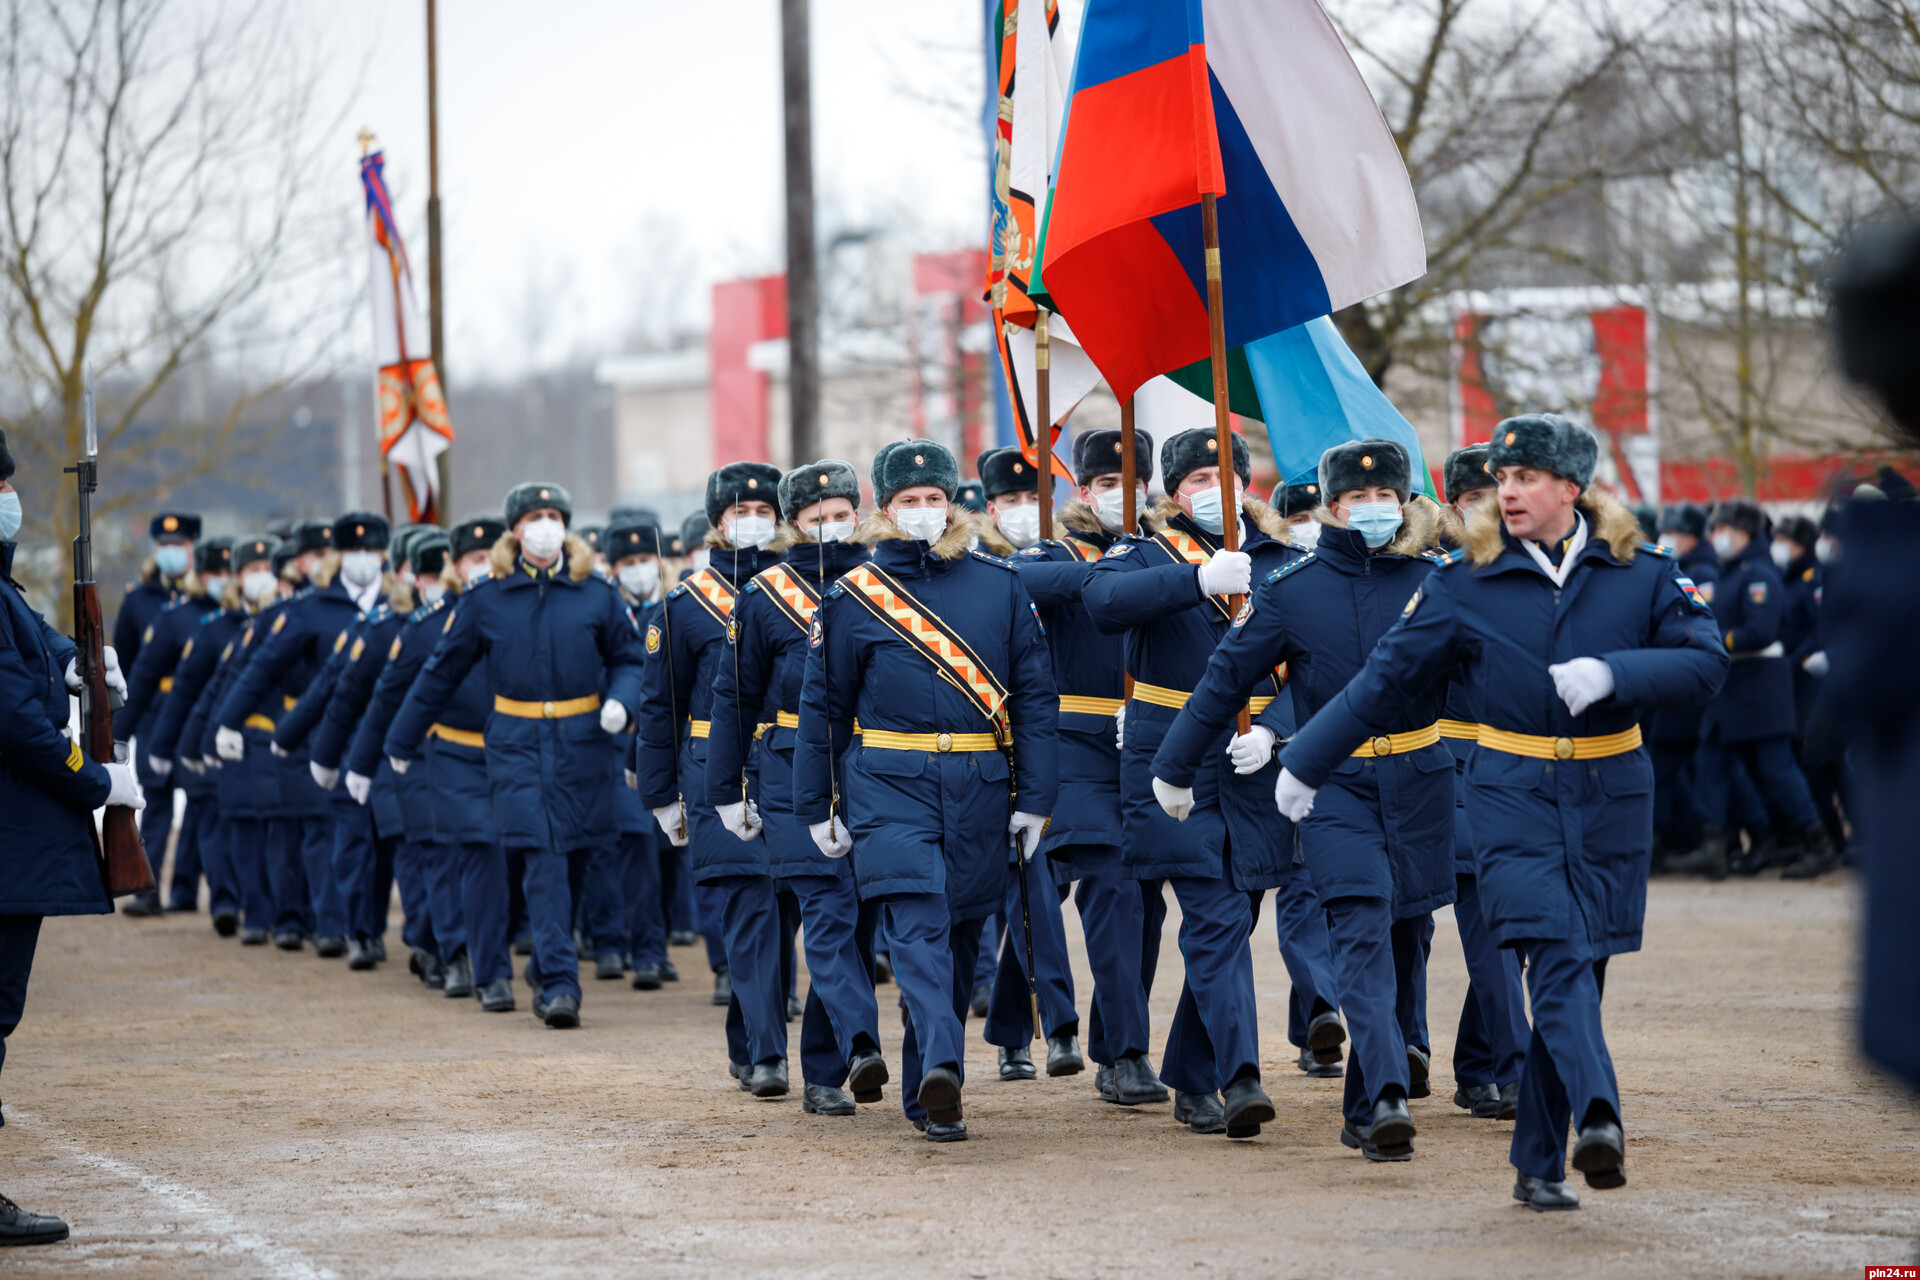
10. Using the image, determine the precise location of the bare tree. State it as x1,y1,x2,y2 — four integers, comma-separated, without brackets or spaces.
1,0,352,621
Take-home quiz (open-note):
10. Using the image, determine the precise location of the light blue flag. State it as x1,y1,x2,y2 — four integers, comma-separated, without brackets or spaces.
1243,316,1435,498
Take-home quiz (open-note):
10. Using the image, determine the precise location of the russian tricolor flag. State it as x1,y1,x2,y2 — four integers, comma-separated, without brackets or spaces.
1034,0,1425,403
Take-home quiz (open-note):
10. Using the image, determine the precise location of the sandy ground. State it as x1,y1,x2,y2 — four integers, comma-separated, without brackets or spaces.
0,871,1913,1279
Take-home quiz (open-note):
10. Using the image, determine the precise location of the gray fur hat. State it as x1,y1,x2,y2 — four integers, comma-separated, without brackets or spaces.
779,459,862,521
1659,503,1707,539
331,511,390,552
1320,437,1413,503
195,538,233,575
976,446,1040,499
1071,427,1154,486
1708,497,1766,540
1486,414,1598,490
871,438,959,507
1443,444,1494,504
705,461,785,525
231,535,279,570
605,514,665,562
293,519,334,554
1161,429,1250,494
408,530,451,576
1275,481,1322,518
679,512,710,551
954,479,988,512
505,481,574,528
452,514,507,558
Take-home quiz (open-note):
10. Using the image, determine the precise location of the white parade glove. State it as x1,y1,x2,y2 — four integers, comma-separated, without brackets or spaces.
1802,650,1829,677
624,768,638,790
388,755,410,775
1227,725,1276,775
654,802,690,847
1008,811,1047,862
150,755,173,778
181,757,204,776
1548,657,1615,716
310,761,339,790
202,753,221,771
810,814,852,858
1152,776,1195,822
64,657,83,694
103,762,146,810
1195,549,1252,597
215,726,245,761
600,699,629,734
1114,703,1126,751
102,645,126,699
345,771,372,805
718,799,764,842
1275,768,1318,823
270,740,290,759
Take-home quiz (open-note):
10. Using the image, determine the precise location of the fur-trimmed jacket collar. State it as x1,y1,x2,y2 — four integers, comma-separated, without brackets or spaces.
1310,493,1443,559
489,531,596,583
1461,486,1643,570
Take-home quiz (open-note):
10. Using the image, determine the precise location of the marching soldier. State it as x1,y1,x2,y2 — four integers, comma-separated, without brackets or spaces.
384,483,645,1028
636,462,790,1091
1009,428,1165,1104
1773,514,1846,878
1274,414,1727,1208
1081,428,1292,1139
707,460,887,1116
793,438,1058,1142
602,515,670,990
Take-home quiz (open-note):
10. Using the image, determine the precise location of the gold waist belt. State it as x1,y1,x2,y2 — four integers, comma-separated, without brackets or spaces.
1476,724,1643,761
1437,719,1480,741
688,719,710,739
775,711,800,729
1352,723,1442,758
243,714,276,732
1059,695,1124,716
861,729,1000,753
492,693,602,720
1130,681,1273,715
429,723,485,749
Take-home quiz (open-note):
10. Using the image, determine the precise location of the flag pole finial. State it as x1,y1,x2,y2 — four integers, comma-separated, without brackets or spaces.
358,126,376,156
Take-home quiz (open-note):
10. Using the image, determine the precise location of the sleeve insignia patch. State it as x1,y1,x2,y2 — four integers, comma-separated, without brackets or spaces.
1102,543,1132,559
389,637,403,660
349,637,365,661
1402,589,1422,618
1232,599,1254,628
1699,581,1715,602
645,623,661,655
332,631,347,653
1675,576,1710,611
808,615,823,648
1747,581,1768,605
271,613,287,635
181,640,194,660
143,625,155,643
443,608,458,634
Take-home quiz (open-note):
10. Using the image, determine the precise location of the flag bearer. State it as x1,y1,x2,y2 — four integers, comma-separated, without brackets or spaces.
1010,428,1166,1105
793,439,1058,1142
384,483,645,1029
1275,415,1727,1209
1079,427,1292,1140
635,462,790,1089
707,459,887,1117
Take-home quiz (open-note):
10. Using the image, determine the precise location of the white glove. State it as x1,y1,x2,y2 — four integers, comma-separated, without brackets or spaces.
654,802,690,847
624,768,638,790
1802,650,1829,677
345,771,372,805
1275,768,1318,823
718,799,763,842
103,762,146,810
181,757,204,775
103,645,125,699
202,753,221,771
1196,549,1253,597
1227,725,1276,775
310,761,339,790
1009,811,1047,862
149,755,173,778
215,726,245,761
1114,702,1126,751
64,657,82,694
269,740,289,759
810,814,852,858
388,755,410,775
600,699,629,734
1152,776,1195,822
1548,656,1615,716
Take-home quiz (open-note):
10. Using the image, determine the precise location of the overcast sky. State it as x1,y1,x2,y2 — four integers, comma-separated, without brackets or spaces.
315,0,1026,380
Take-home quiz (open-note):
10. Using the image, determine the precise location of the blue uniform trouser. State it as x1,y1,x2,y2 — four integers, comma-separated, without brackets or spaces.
665,845,692,935
581,840,627,955
1453,873,1529,1088
1140,880,1168,993
1272,870,1340,1046
787,874,881,1086
267,817,317,936
193,798,237,918
1394,912,1435,1057
695,880,729,973
973,914,1001,990
621,832,666,966
459,841,511,987
520,847,587,1002
229,816,274,932
1068,847,1150,1065
1695,735,1819,830
1650,738,1701,847
168,794,205,908
140,778,176,888
1156,874,1260,1095
0,915,42,1081
413,842,465,963
1324,895,1413,1126
894,894,983,1124
392,839,430,954
985,855,1078,1045
290,813,345,939
711,874,786,1066
1511,939,1618,1182
331,801,389,942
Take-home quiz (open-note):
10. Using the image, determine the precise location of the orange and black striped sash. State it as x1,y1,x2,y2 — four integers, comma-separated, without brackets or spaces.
840,563,1009,729
1153,528,1235,622
752,564,821,636
676,568,738,628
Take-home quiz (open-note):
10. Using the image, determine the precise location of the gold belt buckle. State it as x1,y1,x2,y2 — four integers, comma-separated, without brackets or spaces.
1554,736,1574,760
542,700,557,719
1373,735,1393,756
936,732,952,753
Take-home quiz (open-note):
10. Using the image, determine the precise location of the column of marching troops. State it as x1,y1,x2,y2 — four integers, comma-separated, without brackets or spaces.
15,403,1891,1229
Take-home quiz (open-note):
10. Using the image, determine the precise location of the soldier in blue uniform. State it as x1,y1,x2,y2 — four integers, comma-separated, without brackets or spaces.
385,483,645,1028
1009,428,1168,1105
1670,499,1832,879
973,445,1084,1083
1081,428,1292,1139
1155,438,1455,1159
0,431,145,1245
637,461,789,1090
707,459,887,1117
1647,504,1722,869
793,438,1058,1142
1275,414,1727,1209
1771,513,1845,878
601,515,671,990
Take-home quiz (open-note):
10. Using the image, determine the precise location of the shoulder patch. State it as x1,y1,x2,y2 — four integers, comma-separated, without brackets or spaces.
349,636,366,661
1674,575,1710,612
388,637,403,661
1029,599,1046,635
181,638,194,661
271,613,288,635
221,641,235,661
1101,542,1133,559
443,608,458,634
1747,580,1768,605
1402,588,1423,618
332,630,347,654
143,625,155,643
645,623,661,654
1264,551,1318,585
1018,545,1048,558
1640,539,1675,559
809,614,824,648
1231,598,1255,628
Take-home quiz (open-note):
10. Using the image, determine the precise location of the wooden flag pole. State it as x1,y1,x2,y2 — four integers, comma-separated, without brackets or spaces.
1120,393,1137,703
361,125,395,526
1201,192,1251,735
1035,311,1053,542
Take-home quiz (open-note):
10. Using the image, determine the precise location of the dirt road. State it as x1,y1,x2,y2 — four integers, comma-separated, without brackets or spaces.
0,875,1912,1278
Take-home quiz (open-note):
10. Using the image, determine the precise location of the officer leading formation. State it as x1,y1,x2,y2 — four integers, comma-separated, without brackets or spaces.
15,396,1911,1242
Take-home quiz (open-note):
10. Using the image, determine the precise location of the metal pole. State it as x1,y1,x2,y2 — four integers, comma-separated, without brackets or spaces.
1035,312,1052,541
781,0,821,463
1120,393,1136,702
426,0,450,524
1200,193,1251,735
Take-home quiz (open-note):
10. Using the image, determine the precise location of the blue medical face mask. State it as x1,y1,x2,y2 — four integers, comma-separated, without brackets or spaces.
0,491,19,543
155,544,190,577
1186,486,1225,534
1347,501,1403,548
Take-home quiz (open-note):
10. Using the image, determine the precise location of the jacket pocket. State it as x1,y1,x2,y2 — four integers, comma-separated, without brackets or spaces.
859,746,925,779
973,749,1010,784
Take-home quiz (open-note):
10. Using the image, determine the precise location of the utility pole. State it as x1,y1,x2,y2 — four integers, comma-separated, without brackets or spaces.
781,0,821,464
426,0,451,523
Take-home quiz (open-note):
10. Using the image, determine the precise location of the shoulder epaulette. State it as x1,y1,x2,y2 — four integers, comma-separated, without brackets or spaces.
742,579,762,594
1426,547,1468,568
1264,551,1318,584
825,581,848,600
292,585,316,601
1640,540,1674,559
665,581,689,600
197,610,222,627
409,601,437,622
969,550,1017,570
